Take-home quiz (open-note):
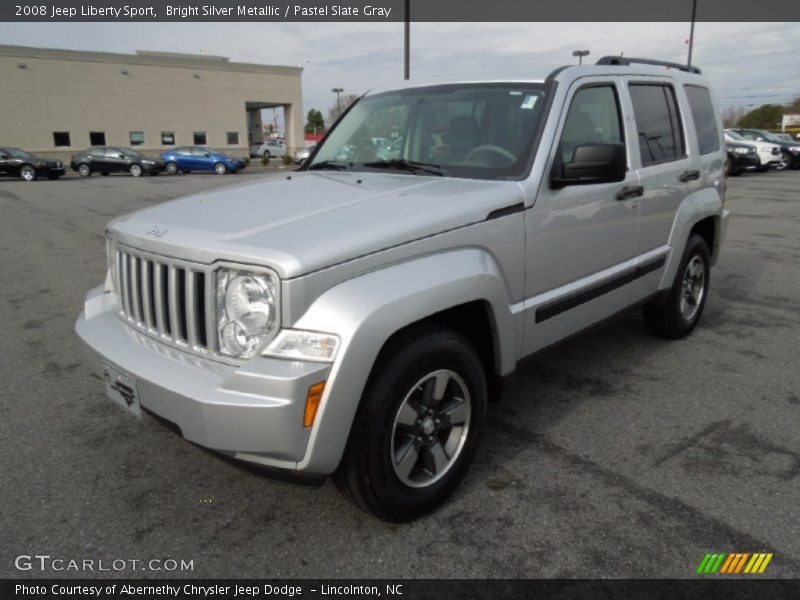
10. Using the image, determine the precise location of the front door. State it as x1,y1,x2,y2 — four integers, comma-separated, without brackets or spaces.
522,78,641,356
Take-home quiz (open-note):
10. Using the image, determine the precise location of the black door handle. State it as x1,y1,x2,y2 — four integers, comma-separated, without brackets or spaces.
678,169,700,182
616,185,644,201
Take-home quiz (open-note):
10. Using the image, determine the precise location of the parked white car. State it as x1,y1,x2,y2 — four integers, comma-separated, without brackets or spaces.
723,130,780,171
249,139,286,159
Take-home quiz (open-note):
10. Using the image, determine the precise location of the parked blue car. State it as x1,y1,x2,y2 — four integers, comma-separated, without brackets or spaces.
161,146,246,175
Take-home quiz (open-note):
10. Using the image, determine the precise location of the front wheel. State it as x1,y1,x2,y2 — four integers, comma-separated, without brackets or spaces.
775,152,791,171
165,161,178,175
334,326,487,522
20,164,37,181
644,234,711,339
214,162,227,175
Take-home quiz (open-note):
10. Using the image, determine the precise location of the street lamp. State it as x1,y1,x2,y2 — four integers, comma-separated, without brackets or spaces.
332,87,344,115
572,49,590,65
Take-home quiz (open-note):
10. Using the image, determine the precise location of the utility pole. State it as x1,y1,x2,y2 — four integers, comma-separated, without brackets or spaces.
404,0,410,79
687,0,698,68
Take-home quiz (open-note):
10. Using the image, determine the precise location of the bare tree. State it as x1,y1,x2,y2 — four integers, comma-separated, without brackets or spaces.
327,94,359,125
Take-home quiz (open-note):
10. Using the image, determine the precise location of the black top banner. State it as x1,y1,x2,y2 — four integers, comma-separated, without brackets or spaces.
4,0,800,22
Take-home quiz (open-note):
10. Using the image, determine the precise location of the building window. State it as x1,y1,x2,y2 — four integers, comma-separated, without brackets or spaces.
161,131,175,145
226,131,239,145
193,131,207,145
129,131,145,146
53,132,71,147
89,131,106,146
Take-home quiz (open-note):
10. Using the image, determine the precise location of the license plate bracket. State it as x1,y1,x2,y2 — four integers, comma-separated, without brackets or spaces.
103,362,142,418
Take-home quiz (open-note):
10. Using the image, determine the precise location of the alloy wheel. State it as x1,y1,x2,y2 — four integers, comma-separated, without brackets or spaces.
679,255,706,321
20,165,36,181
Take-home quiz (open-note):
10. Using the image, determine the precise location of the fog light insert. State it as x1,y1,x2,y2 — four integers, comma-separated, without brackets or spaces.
263,330,340,362
304,381,326,428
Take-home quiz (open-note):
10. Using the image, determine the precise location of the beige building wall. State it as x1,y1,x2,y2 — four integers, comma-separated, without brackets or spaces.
0,45,304,160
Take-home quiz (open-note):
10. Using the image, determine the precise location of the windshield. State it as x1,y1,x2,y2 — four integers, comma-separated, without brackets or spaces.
4,148,33,159
308,83,548,180
725,131,745,141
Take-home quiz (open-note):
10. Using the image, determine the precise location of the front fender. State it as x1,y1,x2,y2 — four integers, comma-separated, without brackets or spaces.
291,248,515,474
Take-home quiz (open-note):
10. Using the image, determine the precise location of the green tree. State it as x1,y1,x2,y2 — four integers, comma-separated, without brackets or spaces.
304,109,325,134
738,104,784,129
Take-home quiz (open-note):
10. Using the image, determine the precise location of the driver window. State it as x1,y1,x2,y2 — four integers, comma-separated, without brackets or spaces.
338,104,410,163
560,85,623,163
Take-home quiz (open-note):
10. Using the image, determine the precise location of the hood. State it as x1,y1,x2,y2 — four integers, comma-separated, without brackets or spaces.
108,171,523,279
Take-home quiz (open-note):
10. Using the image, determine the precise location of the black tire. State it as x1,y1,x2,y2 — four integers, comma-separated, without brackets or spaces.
129,164,143,177
214,162,227,175
644,234,711,340
775,152,791,172
334,325,487,522
724,158,732,176
77,163,92,177
263,150,271,160
165,162,178,175
19,164,37,181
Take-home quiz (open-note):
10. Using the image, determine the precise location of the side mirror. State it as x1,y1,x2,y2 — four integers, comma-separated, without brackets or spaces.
204,153,210,158
551,143,627,188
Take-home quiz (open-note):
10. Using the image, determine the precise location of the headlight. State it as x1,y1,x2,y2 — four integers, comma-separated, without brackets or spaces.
790,146,800,152
263,330,340,362
217,269,278,358
733,147,749,154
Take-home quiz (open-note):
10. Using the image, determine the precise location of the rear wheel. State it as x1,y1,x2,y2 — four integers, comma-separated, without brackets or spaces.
165,161,178,175
214,162,227,175
334,326,487,522
77,163,91,177
19,164,37,181
644,234,711,339
129,164,143,177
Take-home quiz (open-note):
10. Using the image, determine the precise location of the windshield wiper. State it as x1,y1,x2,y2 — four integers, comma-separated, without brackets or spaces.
362,159,445,177
308,160,352,171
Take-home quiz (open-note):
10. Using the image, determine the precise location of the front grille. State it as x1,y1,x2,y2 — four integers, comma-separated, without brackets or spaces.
112,244,215,353
772,147,780,155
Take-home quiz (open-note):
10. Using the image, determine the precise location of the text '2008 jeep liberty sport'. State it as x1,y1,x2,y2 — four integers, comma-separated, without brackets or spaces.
76,57,730,521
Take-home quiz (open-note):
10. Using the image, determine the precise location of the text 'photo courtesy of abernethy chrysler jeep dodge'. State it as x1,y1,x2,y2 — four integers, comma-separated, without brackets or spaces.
76,57,729,522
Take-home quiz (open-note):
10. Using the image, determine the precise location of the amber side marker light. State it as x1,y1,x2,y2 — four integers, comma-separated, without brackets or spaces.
304,382,326,428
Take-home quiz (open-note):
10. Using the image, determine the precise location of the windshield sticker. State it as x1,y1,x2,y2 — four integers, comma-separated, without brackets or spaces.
521,95,538,110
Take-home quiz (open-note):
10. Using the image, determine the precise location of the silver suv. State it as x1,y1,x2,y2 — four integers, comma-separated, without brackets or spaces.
76,57,729,521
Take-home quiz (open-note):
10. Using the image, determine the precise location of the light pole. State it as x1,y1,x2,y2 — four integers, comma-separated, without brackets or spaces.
687,0,698,68
404,0,410,79
332,87,344,116
572,49,590,65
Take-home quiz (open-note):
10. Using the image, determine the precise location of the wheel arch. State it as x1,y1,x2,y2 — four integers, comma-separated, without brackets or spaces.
290,248,516,474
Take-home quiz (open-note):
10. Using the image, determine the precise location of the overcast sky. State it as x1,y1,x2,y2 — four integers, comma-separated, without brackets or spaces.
1,21,798,128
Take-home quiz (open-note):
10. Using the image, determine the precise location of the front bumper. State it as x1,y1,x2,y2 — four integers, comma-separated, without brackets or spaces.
75,286,330,472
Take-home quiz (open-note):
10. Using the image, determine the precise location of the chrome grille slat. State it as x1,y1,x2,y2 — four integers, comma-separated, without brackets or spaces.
141,259,154,329
130,255,142,324
112,244,214,355
153,262,167,335
185,270,198,347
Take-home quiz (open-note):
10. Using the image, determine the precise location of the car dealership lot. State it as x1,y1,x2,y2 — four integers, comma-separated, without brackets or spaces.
1,170,799,578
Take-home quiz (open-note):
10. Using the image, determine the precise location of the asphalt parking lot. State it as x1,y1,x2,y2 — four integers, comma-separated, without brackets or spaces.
1,168,799,579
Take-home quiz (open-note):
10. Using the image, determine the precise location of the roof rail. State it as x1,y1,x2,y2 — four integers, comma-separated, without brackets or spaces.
595,56,702,75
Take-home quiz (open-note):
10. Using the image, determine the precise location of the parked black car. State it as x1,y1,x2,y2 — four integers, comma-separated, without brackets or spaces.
70,147,165,177
0,147,65,181
728,128,800,170
725,141,759,176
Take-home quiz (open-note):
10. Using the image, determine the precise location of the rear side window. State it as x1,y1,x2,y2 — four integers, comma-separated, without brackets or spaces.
629,84,685,166
684,85,719,155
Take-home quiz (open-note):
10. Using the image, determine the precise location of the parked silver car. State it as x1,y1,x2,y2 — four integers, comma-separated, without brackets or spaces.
77,57,729,521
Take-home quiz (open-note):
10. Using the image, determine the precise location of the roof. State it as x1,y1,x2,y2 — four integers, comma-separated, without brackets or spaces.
0,44,302,76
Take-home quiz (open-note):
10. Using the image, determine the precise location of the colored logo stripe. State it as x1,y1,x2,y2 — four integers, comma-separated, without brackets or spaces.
700,553,773,574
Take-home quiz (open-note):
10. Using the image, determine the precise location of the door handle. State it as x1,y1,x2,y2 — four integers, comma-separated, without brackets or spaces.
678,170,700,183
616,185,644,201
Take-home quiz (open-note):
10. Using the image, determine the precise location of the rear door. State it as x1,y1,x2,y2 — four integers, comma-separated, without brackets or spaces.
622,78,695,297
523,77,641,355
